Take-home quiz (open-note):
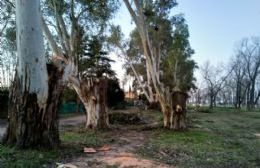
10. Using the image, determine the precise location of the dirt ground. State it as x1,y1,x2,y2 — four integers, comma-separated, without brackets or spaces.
59,114,172,168
0,112,172,168
68,130,171,168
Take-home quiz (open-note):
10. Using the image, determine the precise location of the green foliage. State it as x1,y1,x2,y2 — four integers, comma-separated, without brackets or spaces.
45,0,69,15
61,131,104,147
79,35,115,78
76,0,120,25
107,25,126,51
60,127,109,147
43,0,119,36
109,1,197,93
3,26,16,51
109,112,145,125
162,18,197,92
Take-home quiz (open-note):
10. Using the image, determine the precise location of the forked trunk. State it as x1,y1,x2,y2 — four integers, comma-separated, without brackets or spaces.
72,78,109,129
4,64,62,148
123,0,187,130
85,79,109,129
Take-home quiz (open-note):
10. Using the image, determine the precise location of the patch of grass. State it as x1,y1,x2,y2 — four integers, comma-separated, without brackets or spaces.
0,127,109,167
138,108,260,168
109,112,146,125
141,109,163,123
0,144,58,168
60,129,106,147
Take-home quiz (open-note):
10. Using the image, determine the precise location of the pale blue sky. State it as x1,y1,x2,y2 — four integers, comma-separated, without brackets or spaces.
174,0,260,65
111,0,260,81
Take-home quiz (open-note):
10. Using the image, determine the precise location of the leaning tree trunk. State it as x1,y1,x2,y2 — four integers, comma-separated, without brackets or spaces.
3,0,61,149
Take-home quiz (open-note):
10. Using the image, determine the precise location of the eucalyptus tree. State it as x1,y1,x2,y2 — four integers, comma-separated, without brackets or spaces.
4,0,61,149
77,34,116,128
122,0,196,129
41,0,119,129
162,17,197,92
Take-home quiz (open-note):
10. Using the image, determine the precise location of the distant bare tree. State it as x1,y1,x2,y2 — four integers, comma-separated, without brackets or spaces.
230,52,248,109
201,61,232,108
238,37,260,110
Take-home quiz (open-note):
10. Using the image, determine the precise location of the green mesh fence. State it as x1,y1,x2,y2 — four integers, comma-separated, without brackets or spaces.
59,102,85,114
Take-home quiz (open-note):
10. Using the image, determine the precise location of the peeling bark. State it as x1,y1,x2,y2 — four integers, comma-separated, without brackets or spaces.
3,0,61,149
84,78,109,129
70,78,109,129
170,91,188,130
4,64,62,149
123,0,178,129
41,0,111,130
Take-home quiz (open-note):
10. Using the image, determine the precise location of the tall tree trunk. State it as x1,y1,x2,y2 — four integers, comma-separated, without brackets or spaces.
4,0,60,148
71,78,109,129
209,92,214,109
248,81,255,110
213,95,217,107
146,60,158,109
235,81,240,109
237,82,242,109
85,79,109,129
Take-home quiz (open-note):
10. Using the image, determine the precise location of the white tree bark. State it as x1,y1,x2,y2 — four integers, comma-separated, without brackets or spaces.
111,40,154,103
123,0,177,128
146,60,155,103
16,0,48,109
41,0,109,129
4,0,60,149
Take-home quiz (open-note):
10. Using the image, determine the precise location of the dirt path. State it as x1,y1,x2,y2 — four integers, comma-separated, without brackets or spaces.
68,130,172,168
59,115,86,127
0,114,172,167
59,115,173,168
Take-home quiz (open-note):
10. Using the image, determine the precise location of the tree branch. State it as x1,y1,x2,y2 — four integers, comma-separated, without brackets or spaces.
41,16,62,57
